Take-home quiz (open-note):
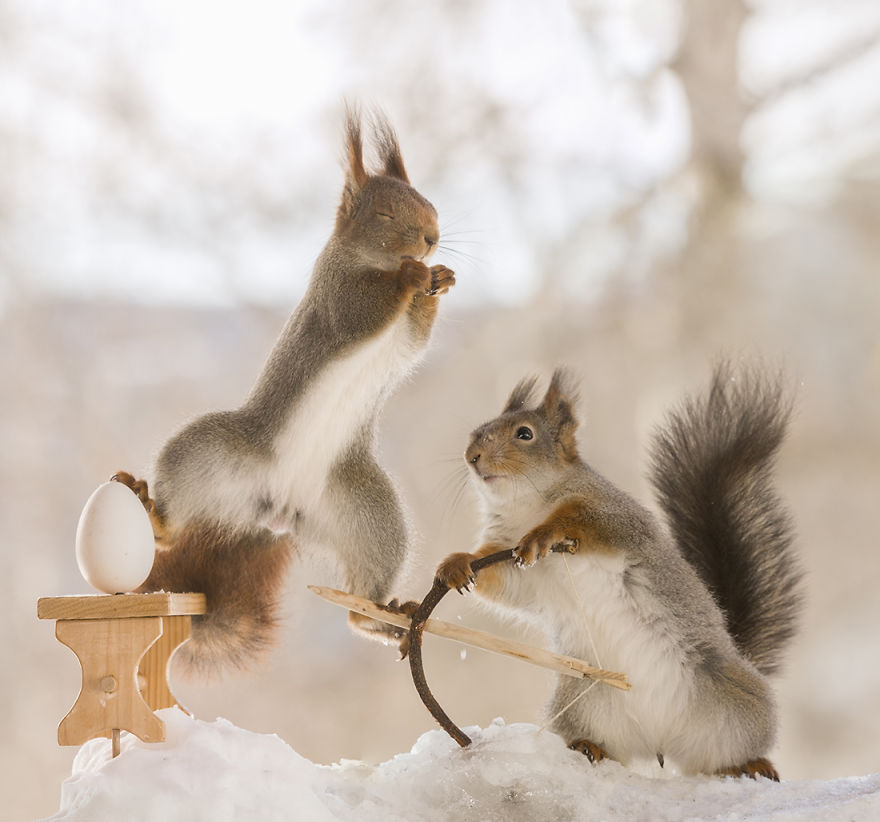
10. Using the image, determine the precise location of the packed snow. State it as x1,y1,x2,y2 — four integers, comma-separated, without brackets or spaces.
44,708,880,822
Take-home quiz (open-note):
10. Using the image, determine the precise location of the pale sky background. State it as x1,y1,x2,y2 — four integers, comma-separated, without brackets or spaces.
4,0,877,309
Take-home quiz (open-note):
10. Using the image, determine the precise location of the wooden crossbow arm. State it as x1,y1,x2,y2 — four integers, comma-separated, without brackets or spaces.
307,584,629,687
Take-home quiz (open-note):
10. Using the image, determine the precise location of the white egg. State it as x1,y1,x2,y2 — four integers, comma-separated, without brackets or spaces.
75,481,156,594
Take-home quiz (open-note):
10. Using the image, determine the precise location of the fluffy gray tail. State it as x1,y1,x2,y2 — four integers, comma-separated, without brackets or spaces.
648,362,803,676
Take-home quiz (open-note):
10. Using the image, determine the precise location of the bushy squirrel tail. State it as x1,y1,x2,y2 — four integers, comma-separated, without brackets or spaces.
140,524,295,674
648,361,803,676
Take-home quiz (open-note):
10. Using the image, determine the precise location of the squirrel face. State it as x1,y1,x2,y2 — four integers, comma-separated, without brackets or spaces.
335,108,439,270
341,175,439,270
466,370,581,503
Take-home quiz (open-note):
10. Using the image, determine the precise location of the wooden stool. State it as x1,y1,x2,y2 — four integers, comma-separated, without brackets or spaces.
38,592,206,756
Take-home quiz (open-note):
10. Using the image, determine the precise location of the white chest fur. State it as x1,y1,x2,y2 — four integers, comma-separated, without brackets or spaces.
268,316,418,518
478,483,551,547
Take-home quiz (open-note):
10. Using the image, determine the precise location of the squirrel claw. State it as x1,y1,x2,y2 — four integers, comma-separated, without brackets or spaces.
436,552,477,593
112,470,151,509
569,738,608,764
717,757,779,782
111,470,165,540
555,538,579,555
373,600,418,661
385,598,419,618
513,545,539,568
427,264,455,296
397,633,411,661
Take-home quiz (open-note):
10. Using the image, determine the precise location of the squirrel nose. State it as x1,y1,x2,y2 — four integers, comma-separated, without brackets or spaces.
424,235,437,249
469,452,481,466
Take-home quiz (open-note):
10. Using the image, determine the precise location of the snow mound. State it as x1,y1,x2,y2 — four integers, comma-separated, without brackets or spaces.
44,708,880,822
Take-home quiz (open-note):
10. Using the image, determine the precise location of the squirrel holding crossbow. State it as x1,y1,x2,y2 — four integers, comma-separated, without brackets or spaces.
115,106,454,670
437,364,802,779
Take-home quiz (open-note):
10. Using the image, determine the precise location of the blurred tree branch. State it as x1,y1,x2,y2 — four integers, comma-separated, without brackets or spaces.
753,24,880,111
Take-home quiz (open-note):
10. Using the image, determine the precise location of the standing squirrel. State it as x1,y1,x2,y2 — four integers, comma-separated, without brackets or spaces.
437,364,802,779
115,106,454,670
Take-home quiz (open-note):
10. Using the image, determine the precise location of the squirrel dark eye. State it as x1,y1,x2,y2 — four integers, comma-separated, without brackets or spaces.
516,426,534,441
376,211,394,220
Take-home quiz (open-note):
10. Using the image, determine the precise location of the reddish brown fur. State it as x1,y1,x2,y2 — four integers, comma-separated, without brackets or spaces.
717,757,779,781
515,498,621,566
569,738,609,764
437,496,623,603
436,542,509,600
537,371,580,463
112,470,167,540
407,264,455,345
372,112,410,183
138,520,295,673
343,108,369,191
116,469,294,672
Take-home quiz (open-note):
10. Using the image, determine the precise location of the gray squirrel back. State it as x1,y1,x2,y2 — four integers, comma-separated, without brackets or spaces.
118,107,455,670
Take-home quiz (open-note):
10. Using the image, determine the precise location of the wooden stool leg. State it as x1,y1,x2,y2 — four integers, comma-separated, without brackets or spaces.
55,617,165,746
138,615,193,712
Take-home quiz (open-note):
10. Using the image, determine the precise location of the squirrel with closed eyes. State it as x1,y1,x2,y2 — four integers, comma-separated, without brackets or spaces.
437,364,802,779
115,106,454,670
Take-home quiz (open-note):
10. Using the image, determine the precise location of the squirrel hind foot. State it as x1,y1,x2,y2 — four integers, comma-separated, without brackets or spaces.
717,757,779,782
111,470,150,507
568,738,609,765
111,470,167,541
347,603,417,660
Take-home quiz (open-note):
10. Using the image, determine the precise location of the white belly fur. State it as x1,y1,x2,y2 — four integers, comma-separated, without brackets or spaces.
268,318,418,520
564,556,692,758
493,551,694,760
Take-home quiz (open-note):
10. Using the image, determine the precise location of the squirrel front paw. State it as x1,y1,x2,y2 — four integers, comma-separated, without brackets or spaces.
436,552,477,594
397,258,432,293
427,264,455,296
514,523,579,568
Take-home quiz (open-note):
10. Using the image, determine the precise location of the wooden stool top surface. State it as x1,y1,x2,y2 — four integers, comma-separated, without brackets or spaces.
38,592,206,620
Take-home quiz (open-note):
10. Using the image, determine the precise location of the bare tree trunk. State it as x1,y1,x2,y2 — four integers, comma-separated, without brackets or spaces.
654,0,753,352
674,0,750,190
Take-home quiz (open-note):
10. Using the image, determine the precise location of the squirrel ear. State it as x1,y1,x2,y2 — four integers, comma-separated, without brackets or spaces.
341,104,369,209
503,376,538,414
372,111,410,183
539,369,580,459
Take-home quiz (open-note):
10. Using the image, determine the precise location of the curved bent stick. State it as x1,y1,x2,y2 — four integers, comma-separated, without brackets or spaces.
408,548,573,747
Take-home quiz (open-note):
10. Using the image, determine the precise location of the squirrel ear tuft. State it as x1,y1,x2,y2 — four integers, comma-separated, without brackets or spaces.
539,369,580,459
342,103,369,208
372,110,410,183
503,376,539,414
